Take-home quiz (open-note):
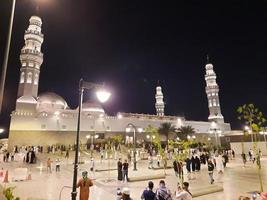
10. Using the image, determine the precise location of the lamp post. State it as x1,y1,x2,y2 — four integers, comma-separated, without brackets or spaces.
146,134,155,144
71,79,110,200
0,0,16,114
209,121,222,147
209,128,221,147
126,123,143,171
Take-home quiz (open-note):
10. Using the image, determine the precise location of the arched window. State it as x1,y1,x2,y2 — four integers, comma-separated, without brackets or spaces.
34,73,38,85
213,99,216,106
209,99,212,107
20,72,25,83
27,72,32,83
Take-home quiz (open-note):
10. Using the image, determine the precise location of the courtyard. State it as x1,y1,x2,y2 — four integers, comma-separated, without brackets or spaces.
0,151,266,200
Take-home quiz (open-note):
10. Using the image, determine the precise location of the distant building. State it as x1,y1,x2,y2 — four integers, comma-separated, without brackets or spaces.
8,16,231,150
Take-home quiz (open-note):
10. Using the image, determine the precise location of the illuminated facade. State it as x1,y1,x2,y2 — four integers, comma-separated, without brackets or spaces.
8,16,231,149
205,56,224,123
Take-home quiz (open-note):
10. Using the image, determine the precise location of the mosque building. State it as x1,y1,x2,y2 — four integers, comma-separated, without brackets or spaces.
7,16,231,150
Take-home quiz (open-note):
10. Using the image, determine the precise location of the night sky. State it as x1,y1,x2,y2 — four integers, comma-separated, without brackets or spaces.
1,0,267,137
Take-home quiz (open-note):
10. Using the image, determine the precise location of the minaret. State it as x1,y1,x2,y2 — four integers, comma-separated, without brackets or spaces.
17,16,44,99
205,56,224,123
155,83,165,116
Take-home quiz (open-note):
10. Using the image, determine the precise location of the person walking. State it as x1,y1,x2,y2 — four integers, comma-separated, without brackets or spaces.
141,181,156,200
148,155,153,169
207,159,215,184
173,159,179,177
185,157,191,180
47,158,52,173
155,180,172,200
215,154,224,174
177,161,184,180
122,159,129,182
89,157,95,179
175,182,192,200
117,158,123,181
195,156,201,171
55,158,61,172
65,150,69,159
77,171,93,200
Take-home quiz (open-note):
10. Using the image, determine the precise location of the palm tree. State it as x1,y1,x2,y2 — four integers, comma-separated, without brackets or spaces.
158,122,176,149
176,126,195,141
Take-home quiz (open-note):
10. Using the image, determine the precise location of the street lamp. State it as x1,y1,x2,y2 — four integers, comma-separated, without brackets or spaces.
209,122,222,147
0,0,16,113
71,79,111,200
146,134,155,143
0,129,4,134
125,123,143,171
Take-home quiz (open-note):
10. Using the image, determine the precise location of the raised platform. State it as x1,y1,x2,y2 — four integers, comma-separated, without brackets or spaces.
128,174,166,182
192,184,224,197
95,168,117,172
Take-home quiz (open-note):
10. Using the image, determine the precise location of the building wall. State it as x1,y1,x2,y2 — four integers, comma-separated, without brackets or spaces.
230,142,267,156
8,111,231,150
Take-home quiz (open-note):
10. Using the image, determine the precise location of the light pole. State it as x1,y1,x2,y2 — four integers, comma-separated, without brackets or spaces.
209,122,222,147
71,79,110,200
146,134,155,144
0,0,16,114
126,123,143,171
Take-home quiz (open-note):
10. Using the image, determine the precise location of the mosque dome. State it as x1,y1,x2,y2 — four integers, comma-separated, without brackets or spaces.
81,101,105,115
37,92,68,112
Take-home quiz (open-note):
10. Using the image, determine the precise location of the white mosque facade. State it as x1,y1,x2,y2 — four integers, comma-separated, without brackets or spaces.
8,16,231,149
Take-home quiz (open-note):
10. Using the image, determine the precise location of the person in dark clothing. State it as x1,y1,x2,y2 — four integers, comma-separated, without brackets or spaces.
122,160,129,182
191,156,196,172
173,160,179,177
232,150,235,158
222,153,228,168
195,156,201,171
6,152,10,162
207,159,215,184
141,181,156,200
185,158,191,173
117,158,123,181
241,152,246,167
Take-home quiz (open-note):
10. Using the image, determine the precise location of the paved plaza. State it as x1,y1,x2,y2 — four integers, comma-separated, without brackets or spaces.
0,151,266,200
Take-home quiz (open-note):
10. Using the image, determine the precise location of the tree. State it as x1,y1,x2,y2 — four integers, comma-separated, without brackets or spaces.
158,122,176,149
176,126,195,141
237,103,266,192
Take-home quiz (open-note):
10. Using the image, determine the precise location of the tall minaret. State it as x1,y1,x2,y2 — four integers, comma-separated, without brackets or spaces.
155,83,165,116
205,56,224,123
17,16,44,99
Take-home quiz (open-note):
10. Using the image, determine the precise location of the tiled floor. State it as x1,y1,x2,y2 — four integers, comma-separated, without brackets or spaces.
0,152,266,200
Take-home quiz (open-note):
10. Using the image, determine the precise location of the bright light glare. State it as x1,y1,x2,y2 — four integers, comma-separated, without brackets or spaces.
0,128,4,133
192,135,196,139
94,134,99,139
86,135,90,139
208,137,211,141
96,90,111,103
126,127,131,133
146,135,150,139
117,113,123,119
